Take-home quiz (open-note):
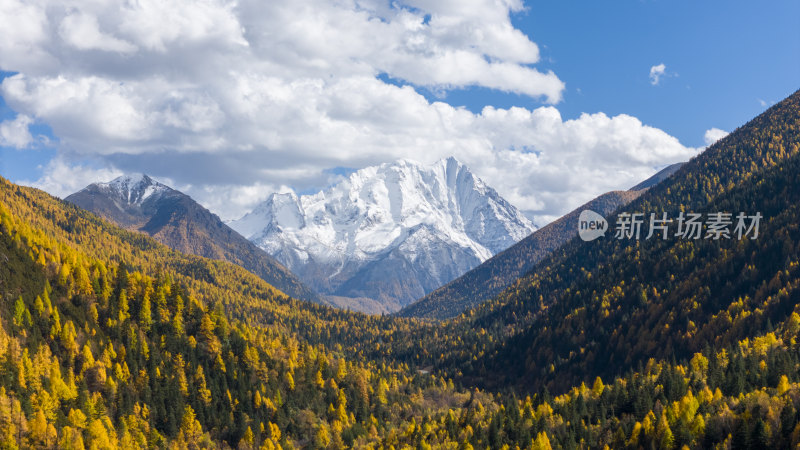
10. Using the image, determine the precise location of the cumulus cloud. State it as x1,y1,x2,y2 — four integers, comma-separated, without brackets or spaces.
0,0,52,72
649,63,666,85
704,127,729,146
0,0,699,223
0,114,34,148
59,12,137,53
20,155,123,198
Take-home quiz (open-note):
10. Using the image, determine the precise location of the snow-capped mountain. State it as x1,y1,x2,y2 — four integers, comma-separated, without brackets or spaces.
66,174,172,228
105,173,170,205
104,173,168,202
231,157,536,311
66,174,321,304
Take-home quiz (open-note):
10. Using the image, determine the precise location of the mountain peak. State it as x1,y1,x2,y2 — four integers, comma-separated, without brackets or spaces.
110,172,152,185
381,156,465,170
96,173,169,206
441,155,462,166
231,157,535,311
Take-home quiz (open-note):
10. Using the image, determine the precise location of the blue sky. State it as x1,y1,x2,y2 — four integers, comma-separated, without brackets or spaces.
0,82,57,181
434,0,800,147
0,0,797,222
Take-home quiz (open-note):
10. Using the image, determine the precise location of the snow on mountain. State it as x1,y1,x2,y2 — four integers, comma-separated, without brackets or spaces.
97,174,170,206
230,157,536,310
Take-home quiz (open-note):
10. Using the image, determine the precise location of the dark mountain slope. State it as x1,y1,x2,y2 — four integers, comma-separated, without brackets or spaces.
453,89,800,392
66,175,321,304
484,144,800,392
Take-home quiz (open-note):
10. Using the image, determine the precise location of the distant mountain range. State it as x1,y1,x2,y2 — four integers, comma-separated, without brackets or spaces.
399,162,685,319
65,159,686,317
231,157,536,312
65,174,320,304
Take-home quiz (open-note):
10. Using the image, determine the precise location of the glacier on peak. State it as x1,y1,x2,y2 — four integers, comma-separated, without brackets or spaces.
230,157,536,309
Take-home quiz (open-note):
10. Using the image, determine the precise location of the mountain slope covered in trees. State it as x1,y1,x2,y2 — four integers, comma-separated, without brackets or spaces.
473,89,800,393
4,172,800,448
2,175,514,448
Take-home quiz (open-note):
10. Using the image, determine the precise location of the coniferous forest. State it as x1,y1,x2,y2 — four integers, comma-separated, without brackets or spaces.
0,91,799,449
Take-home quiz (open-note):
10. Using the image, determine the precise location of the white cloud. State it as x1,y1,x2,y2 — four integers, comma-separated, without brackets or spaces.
704,127,729,146
0,0,52,72
649,63,666,85
185,182,290,222
22,92,699,222
0,0,700,224
0,114,34,148
20,156,122,198
757,98,776,108
3,75,151,145
118,0,248,52
59,12,137,53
